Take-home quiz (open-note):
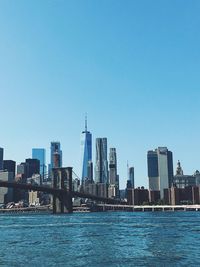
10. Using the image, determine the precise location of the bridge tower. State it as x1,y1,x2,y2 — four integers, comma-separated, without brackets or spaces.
52,167,73,214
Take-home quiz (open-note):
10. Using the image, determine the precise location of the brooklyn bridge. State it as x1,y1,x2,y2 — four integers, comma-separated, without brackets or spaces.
0,167,124,214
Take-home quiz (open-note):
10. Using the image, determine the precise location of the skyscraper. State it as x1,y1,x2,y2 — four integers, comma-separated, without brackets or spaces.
95,138,108,184
50,142,62,169
32,148,47,179
128,167,135,188
108,148,119,198
3,160,16,177
109,148,117,184
147,147,174,198
87,161,93,182
80,116,92,184
0,147,3,170
25,158,40,178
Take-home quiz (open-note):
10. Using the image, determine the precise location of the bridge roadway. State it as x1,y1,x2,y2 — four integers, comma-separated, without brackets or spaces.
0,180,126,211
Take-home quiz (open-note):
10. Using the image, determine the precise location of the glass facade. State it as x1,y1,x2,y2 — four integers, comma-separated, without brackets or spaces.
129,167,135,188
109,148,117,185
32,148,46,178
147,151,159,178
147,147,174,198
95,138,108,184
81,129,92,183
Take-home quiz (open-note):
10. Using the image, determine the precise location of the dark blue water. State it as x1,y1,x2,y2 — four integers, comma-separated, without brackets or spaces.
0,212,200,266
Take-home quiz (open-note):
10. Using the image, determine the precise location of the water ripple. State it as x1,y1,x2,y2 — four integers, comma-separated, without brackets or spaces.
0,212,200,266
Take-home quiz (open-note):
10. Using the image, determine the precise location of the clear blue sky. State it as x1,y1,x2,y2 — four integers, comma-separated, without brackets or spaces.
0,1,200,188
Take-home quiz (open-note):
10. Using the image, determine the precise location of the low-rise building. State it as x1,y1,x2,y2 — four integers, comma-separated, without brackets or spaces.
127,187,149,205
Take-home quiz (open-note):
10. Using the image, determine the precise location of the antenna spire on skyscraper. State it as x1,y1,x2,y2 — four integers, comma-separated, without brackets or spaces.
85,113,87,132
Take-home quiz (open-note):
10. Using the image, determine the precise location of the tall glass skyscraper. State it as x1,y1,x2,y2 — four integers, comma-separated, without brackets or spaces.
147,147,173,198
95,138,108,184
32,148,46,179
80,117,92,184
108,148,119,198
109,148,117,185
128,167,135,188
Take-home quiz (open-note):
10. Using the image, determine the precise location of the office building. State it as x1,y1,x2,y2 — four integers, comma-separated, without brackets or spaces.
83,182,97,196
32,148,47,179
80,116,92,184
109,148,117,184
128,167,135,188
95,138,108,184
87,161,93,182
108,148,119,198
97,183,108,198
25,158,40,178
50,142,62,169
0,147,3,170
17,162,27,182
147,147,174,198
3,160,16,177
164,186,198,205
173,161,197,188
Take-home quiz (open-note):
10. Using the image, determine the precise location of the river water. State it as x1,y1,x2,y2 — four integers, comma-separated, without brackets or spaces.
0,212,200,266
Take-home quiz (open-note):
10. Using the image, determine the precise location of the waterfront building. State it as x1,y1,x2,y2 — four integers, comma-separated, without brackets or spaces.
29,191,40,206
97,183,108,198
88,183,97,196
0,171,14,204
149,190,161,204
164,185,200,205
147,147,174,198
119,189,126,199
0,147,3,170
173,161,198,188
83,182,97,196
95,138,108,184
80,116,92,184
127,187,149,205
194,170,200,185
50,142,62,169
108,184,118,199
32,148,47,180
192,186,200,204
3,160,16,177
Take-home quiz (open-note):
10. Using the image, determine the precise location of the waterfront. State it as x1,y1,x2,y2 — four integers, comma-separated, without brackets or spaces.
0,212,200,266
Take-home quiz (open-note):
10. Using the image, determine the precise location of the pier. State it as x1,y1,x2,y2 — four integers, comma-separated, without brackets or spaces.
96,204,200,212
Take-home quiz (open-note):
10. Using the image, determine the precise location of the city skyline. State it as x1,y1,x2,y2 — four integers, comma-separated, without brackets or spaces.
1,135,200,190
1,1,200,188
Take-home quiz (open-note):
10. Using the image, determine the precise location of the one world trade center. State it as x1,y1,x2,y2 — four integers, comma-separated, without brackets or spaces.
80,116,92,184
